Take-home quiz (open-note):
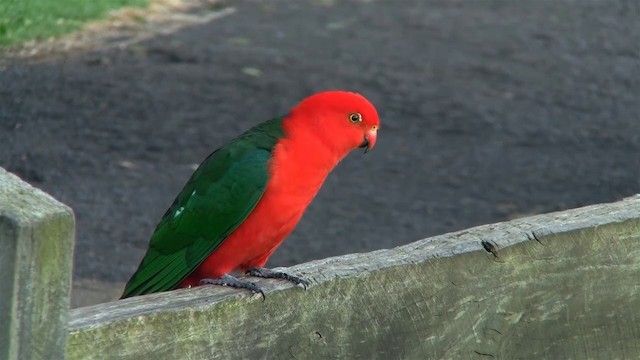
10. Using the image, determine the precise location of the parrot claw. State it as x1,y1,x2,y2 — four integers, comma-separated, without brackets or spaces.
246,267,310,289
200,275,265,299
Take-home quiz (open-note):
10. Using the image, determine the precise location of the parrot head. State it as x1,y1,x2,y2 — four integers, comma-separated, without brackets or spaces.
290,91,380,154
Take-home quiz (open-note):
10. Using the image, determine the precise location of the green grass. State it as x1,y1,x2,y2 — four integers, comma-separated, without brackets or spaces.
0,0,148,46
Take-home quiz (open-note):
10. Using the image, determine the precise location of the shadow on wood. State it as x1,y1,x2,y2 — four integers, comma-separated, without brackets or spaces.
67,195,640,359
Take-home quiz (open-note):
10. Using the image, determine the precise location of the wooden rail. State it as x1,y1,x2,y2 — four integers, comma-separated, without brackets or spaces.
67,197,640,359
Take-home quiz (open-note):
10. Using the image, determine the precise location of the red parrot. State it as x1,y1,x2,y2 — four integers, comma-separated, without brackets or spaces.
121,91,380,298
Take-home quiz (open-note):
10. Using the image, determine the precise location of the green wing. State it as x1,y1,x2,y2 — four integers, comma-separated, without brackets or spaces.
122,117,284,298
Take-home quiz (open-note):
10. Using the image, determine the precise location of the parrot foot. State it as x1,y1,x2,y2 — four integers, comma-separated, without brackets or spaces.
200,275,265,299
246,267,309,289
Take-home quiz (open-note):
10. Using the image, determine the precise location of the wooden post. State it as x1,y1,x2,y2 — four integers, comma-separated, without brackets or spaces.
0,168,75,360
67,195,640,359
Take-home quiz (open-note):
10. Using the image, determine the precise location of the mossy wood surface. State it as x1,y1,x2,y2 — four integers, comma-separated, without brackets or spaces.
0,168,75,360
67,195,640,359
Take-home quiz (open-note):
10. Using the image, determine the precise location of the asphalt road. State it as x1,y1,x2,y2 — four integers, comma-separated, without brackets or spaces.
1,0,639,305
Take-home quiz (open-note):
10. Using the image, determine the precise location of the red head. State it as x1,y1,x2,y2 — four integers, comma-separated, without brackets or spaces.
287,91,380,156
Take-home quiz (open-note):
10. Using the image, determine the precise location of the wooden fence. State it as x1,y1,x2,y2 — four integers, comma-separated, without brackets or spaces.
0,167,75,359
2,166,640,359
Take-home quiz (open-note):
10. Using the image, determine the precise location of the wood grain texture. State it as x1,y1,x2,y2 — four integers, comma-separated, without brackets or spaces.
68,195,640,359
0,167,75,360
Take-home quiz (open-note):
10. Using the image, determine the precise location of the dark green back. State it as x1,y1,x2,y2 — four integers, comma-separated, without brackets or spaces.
122,117,285,298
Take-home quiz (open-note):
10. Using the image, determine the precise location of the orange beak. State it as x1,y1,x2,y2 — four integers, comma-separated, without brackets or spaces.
361,127,378,153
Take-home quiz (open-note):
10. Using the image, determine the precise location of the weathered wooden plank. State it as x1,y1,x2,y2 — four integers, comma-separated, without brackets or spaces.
0,167,75,360
68,195,640,359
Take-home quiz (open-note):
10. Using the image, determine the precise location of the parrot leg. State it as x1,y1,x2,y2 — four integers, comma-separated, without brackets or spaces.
200,275,265,299
246,267,309,289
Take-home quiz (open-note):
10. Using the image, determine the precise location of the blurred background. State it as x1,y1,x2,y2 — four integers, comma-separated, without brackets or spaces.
1,0,639,307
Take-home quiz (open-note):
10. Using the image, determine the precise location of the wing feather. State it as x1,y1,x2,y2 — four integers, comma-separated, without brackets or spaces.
122,118,283,298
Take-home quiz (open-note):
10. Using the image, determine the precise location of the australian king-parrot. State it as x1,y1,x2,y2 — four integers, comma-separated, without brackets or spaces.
121,91,380,298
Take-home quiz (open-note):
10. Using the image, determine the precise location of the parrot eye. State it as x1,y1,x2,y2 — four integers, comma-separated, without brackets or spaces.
349,113,362,123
